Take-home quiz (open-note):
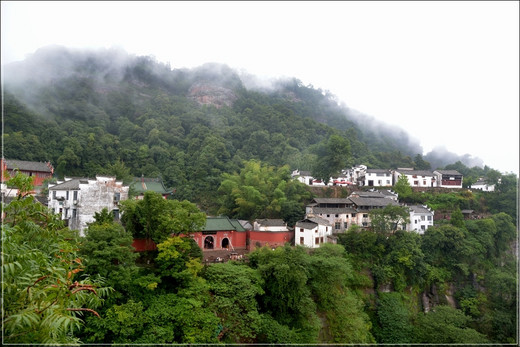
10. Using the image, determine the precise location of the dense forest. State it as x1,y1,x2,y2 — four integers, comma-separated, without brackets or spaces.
2,46,518,344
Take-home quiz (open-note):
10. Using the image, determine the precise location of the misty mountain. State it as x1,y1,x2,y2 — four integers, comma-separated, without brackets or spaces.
2,45,486,208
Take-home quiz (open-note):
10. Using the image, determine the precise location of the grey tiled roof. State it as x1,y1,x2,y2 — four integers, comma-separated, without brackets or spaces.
312,207,358,214
5,159,53,173
49,179,83,190
395,170,435,177
312,198,351,204
255,219,286,226
349,197,399,207
434,170,462,176
408,205,433,214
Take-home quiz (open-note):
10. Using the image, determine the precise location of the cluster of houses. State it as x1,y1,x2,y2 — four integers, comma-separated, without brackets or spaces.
1,158,493,260
292,164,470,189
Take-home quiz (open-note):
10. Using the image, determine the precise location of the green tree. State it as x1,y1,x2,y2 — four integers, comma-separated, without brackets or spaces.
204,262,264,343
120,191,206,243
369,205,410,235
393,174,412,200
413,306,488,343
312,134,351,184
248,245,320,343
2,173,111,344
80,214,139,300
217,160,311,221
375,292,413,343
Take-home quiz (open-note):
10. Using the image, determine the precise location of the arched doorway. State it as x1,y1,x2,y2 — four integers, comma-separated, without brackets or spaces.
204,236,214,249
221,237,230,249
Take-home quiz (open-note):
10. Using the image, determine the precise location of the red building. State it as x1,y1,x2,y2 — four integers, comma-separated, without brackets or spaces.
1,158,54,187
191,216,248,251
131,217,295,257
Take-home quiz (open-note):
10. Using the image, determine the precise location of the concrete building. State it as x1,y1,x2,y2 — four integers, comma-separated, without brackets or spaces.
406,205,434,234
295,217,333,248
48,176,129,235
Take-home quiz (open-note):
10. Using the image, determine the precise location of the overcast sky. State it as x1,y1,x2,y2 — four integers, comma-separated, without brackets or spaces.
2,1,519,174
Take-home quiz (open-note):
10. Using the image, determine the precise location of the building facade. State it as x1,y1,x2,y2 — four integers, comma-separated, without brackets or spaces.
48,176,129,235
406,205,434,234
295,217,332,248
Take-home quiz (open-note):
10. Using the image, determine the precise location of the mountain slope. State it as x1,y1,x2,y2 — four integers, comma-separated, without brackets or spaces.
1,46,478,210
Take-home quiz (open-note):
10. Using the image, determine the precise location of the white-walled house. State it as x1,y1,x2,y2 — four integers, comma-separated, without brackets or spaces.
406,205,434,234
359,169,393,187
433,170,463,189
295,217,333,248
48,176,129,235
291,170,314,185
471,178,495,192
393,169,437,188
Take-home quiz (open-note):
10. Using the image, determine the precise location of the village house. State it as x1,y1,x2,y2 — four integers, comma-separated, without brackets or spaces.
393,169,437,188
348,196,401,227
471,178,496,192
433,170,463,189
406,205,434,234
1,158,54,196
295,217,333,248
48,176,129,236
129,176,173,199
305,198,357,233
358,169,393,187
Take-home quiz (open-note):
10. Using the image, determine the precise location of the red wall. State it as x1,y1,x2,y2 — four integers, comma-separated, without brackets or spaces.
191,230,247,251
246,230,294,250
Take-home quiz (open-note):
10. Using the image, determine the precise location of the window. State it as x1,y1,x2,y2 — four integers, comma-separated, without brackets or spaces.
414,181,419,186
53,191,57,199
363,214,368,218
300,237,304,245
113,209,119,220
72,209,77,218
320,237,324,244
344,222,348,229
421,216,425,221
64,208,69,218
427,216,432,221
73,191,78,200
66,191,69,200
352,213,356,217
315,229,318,233
326,214,330,217
335,222,341,230
300,228,304,233
335,214,339,217
114,192,121,202
315,237,320,245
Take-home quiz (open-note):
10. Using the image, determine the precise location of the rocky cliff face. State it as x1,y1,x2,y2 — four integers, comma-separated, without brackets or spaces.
187,82,238,108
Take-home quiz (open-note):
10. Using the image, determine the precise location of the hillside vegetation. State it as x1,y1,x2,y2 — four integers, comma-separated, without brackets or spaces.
2,46,518,344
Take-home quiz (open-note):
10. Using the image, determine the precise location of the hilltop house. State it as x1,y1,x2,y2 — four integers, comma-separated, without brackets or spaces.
433,170,463,189
406,205,434,234
471,178,495,192
48,176,129,235
306,198,358,233
359,169,393,187
393,169,437,188
295,217,333,248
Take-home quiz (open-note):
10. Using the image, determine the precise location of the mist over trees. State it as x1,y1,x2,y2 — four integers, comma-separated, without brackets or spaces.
2,45,494,212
